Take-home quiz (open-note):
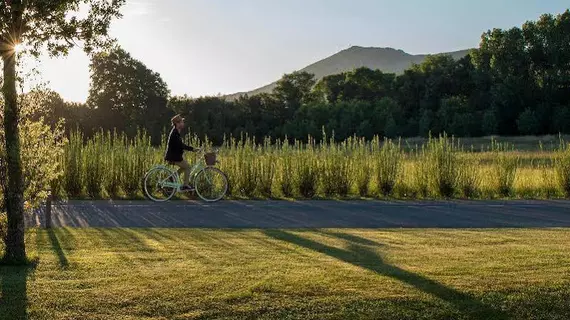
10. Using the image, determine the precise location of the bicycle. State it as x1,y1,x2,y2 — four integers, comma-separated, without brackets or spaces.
143,149,228,202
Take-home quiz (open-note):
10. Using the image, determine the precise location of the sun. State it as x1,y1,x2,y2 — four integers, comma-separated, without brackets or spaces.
13,43,23,53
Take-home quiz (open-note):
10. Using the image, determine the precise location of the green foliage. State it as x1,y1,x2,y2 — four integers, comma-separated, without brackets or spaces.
276,140,295,198
319,138,351,197
256,139,275,198
87,46,171,142
458,157,481,198
84,132,104,197
45,130,570,202
555,142,570,197
273,71,316,117
412,147,431,198
1,0,125,263
230,137,259,198
375,138,402,196
63,132,84,198
0,212,6,252
418,110,432,137
492,140,520,197
482,109,498,136
552,106,570,134
517,109,540,135
295,138,319,198
351,137,372,197
426,135,459,197
30,10,570,147
0,101,65,249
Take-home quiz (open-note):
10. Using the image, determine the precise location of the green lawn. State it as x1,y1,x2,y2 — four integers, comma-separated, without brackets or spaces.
1,228,570,319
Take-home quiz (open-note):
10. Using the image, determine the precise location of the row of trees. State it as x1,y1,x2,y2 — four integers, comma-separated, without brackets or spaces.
46,10,570,145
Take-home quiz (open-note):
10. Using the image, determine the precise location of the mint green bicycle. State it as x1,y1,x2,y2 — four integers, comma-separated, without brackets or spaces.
143,150,228,202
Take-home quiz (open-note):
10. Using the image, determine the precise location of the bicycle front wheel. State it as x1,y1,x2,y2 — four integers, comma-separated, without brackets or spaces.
194,167,228,202
144,167,177,202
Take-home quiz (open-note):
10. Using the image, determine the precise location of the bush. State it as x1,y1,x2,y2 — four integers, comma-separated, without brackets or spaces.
1,95,65,250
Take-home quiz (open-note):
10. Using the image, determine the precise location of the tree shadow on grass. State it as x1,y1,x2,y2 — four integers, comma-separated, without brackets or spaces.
0,261,36,320
264,230,508,320
47,229,69,268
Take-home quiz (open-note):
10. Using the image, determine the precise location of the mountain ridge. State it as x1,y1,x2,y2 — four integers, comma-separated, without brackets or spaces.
225,46,472,100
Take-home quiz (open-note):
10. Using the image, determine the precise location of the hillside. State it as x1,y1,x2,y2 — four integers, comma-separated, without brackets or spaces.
226,46,471,99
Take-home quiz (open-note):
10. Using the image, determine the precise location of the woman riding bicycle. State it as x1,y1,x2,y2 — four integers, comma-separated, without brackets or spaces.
164,114,199,191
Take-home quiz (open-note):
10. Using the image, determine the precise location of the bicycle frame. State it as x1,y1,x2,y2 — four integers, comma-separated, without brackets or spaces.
155,152,210,191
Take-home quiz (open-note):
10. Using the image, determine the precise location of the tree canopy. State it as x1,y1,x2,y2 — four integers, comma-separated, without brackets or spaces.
34,9,570,147
0,0,124,263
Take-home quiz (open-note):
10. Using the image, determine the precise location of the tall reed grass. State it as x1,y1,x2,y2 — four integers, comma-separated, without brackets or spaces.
54,130,569,200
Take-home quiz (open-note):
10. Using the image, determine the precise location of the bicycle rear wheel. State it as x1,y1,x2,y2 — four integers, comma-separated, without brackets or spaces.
194,167,228,202
144,167,178,202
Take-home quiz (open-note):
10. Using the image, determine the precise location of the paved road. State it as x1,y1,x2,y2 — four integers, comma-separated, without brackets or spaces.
27,200,570,228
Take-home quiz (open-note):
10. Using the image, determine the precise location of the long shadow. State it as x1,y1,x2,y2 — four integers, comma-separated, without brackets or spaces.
48,229,69,268
317,230,384,247
264,230,507,320
0,263,35,320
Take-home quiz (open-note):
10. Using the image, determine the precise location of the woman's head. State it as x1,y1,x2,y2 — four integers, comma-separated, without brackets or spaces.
171,114,185,130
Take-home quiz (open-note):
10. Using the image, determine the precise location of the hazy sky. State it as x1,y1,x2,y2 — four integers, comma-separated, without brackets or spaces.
29,0,570,102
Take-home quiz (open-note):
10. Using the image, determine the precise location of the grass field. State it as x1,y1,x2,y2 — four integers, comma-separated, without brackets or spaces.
54,132,570,201
1,228,569,319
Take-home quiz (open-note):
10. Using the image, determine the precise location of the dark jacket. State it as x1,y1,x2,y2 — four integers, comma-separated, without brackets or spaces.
164,127,194,162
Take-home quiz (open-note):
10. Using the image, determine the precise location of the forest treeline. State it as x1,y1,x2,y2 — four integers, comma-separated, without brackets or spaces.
32,10,570,144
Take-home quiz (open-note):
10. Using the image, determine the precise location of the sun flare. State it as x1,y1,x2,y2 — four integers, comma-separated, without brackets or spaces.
13,43,23,53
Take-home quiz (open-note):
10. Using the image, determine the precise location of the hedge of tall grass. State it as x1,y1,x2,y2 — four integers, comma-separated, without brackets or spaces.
53,130,570,200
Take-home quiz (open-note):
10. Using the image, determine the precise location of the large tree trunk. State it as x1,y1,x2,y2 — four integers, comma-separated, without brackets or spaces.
2,48,26,263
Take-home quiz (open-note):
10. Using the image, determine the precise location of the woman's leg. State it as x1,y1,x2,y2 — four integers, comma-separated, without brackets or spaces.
175,160,191,186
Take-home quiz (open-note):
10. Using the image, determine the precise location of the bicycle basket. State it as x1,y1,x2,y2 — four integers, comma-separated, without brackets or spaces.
204,152,217,166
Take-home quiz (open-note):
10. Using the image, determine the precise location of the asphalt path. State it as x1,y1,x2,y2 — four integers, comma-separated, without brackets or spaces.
27,200,570,228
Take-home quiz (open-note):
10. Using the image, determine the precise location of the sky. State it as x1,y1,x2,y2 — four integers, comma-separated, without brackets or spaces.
27,0,570,102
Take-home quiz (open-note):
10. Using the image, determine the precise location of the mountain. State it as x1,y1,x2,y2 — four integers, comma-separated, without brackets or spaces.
226,46,472,100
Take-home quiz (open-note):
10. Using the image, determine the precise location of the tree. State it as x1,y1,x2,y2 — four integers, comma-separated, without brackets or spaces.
476,27,535,135
418,109,433,137
0,0,124,264
517,108,540,135
272,71,316,122
437,96,477,136
313,73,345,103
88,46,170,143
482,109,498,136
552,106,570,134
